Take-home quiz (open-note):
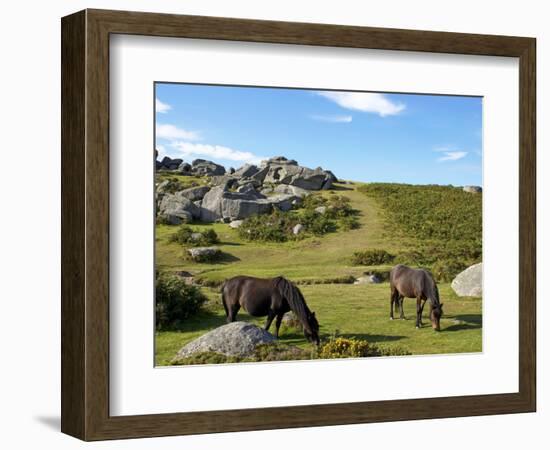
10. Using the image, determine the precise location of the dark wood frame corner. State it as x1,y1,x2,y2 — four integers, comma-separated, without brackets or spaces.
61,9,536,441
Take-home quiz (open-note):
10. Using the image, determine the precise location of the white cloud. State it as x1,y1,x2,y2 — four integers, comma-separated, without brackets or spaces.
170,141,266,164
317,91,405,117
310,114,353,123
438,151,468,162
156,98,172,114
156,124,201,141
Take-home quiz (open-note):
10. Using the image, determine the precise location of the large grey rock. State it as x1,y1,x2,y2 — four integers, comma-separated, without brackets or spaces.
200,186,273,222
233,164,260,178
177,185,210,202
192,159,226,176
451,263,483,296
463,185,482,193
262,160,333,191
173,322,277,359
159,192,200,220
269,194,298,212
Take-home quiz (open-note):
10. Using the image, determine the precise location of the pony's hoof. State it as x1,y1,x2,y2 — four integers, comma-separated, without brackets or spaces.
390,317,394,321
416,326,420,329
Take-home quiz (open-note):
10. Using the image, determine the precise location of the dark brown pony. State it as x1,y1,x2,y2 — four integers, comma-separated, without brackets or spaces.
390,264,444,330
221,276,320,344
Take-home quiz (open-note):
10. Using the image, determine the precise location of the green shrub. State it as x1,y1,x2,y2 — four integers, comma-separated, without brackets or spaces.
238,210,297,242
253,343,311,361
300,210,337,235
358,183,482,274
170,225,220,246
171,351,245,365
351,248,394,266
155,273,207,330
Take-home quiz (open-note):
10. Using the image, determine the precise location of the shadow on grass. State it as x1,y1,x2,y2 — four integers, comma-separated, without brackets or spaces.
444,314,482,332
338,333,406,343
330,184,354,191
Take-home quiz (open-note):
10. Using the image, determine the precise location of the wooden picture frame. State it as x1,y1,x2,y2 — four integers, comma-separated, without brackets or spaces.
61,9,536,441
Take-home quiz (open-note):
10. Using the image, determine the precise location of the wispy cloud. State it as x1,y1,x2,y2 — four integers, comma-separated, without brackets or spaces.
434,146,468,162
170,141,266,164
156,124,201,141
310,114,353,123
156,98,172,114
438,151,467,162
317,91,405,117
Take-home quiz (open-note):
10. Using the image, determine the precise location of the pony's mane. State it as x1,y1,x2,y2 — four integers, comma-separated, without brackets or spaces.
275,277,310,322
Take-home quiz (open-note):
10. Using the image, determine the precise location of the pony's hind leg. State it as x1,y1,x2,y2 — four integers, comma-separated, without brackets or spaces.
227,303,240,323
390,288,397,320
399,296,405,319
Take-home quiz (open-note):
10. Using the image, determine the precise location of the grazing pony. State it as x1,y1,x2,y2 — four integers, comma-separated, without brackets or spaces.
389,264,444,330
221,275,320,345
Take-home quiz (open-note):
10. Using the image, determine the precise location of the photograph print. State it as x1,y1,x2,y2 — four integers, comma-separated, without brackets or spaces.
154,83,483,366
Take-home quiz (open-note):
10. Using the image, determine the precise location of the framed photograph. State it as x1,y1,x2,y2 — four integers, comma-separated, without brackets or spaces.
61,9,536,441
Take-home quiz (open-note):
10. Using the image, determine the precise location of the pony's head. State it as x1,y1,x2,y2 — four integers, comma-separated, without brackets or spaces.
430,303,444,331
303,311,320,345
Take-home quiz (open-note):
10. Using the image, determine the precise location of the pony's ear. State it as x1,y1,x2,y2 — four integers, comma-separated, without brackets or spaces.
440,303,444,308
311,311,316,317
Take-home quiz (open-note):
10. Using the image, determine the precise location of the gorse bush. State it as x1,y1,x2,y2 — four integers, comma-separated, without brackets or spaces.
238,194,359,242
170,339,411,365
358,183,482,279
351,248,395,266
169,225,220,246
155,273,207,330
317,337,375,358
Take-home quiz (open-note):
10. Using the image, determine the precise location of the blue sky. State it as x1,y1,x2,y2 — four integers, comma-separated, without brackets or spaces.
155,83,482,186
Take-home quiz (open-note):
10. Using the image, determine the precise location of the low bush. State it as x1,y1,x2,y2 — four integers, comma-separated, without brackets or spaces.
300,210,337,236
317,337,376,359
351,248,395,266
340,215,360,230
170,225,220,246
155,273,207,330
238,210,297,242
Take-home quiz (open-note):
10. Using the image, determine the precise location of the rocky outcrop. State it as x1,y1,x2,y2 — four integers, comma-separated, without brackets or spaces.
451,263,482,296
155,155,337,222
173,322,276,359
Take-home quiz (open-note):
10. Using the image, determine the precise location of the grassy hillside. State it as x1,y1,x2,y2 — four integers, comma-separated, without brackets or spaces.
155,181,482,365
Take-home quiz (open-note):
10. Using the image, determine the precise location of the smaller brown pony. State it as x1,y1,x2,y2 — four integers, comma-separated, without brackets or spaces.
389,264,444,330
221,276,320,344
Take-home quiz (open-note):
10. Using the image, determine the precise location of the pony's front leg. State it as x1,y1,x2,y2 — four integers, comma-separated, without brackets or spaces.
415,298,422,328
264,312,276,332
419,299,426,326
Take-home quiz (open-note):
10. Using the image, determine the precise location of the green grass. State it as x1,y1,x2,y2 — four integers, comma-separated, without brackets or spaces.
155,181,482,365
155,283,481,365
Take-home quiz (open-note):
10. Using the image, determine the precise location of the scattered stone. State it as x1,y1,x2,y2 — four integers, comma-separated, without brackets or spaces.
293,224,304,235
187,246,221,262
173,322,277,359
315,206,327,214
451,262,482,296
463,185,482,193
354,274,382,285
229,220,244,229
